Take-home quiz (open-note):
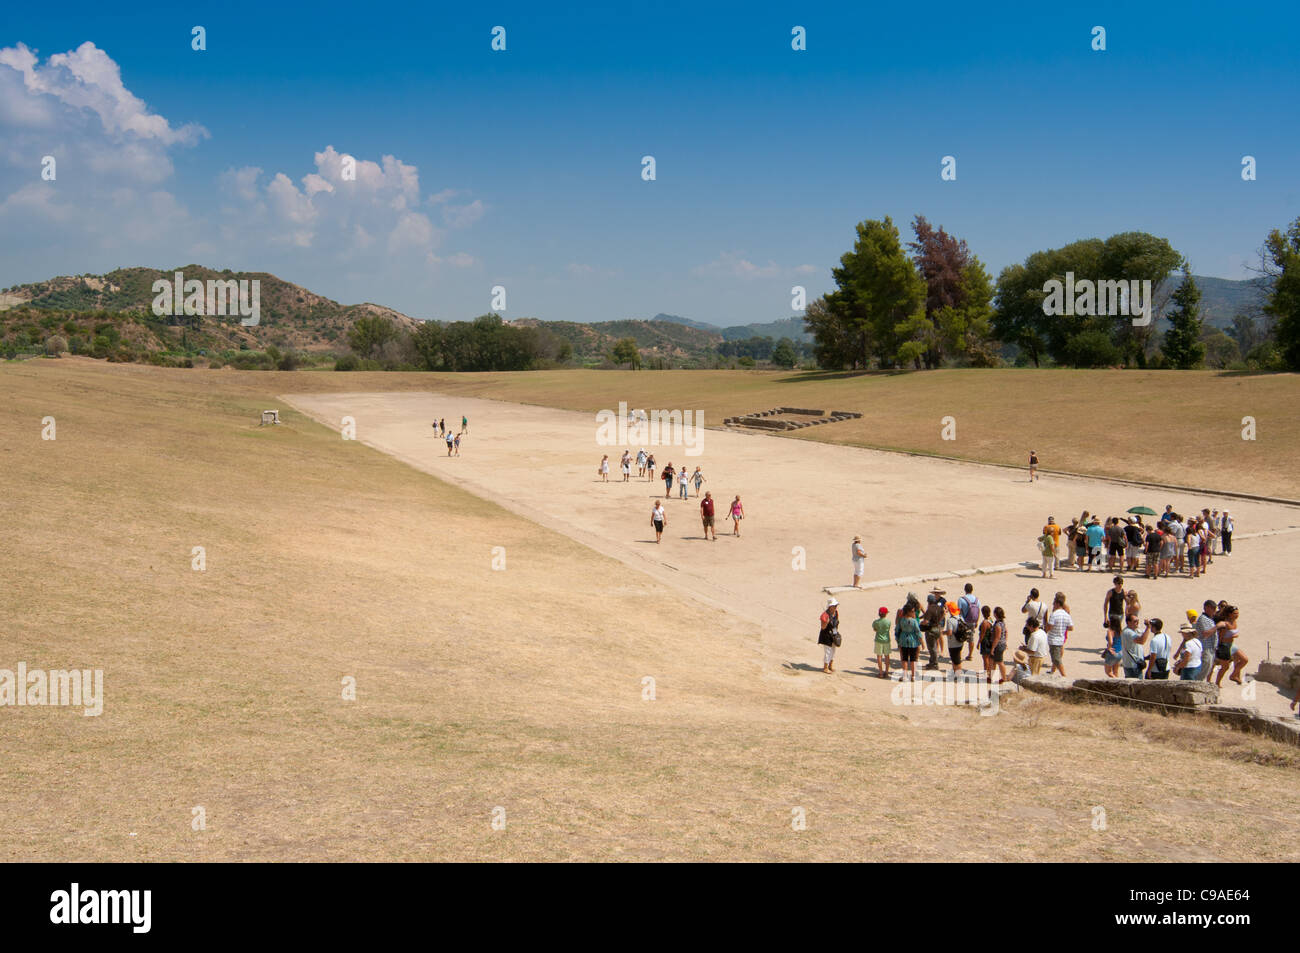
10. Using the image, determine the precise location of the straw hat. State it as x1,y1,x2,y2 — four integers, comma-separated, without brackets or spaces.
1013,648,1029,666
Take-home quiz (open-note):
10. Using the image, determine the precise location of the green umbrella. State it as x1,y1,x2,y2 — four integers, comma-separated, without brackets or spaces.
1126,505,1157,516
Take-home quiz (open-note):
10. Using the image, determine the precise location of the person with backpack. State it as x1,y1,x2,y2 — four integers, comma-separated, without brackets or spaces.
945,602,963,671
957,583,981,663
921,591,946,671
661,463,675,498
818,599,842,674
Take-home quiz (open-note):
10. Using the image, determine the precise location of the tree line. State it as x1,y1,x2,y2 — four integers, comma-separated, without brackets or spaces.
804,214,1300,371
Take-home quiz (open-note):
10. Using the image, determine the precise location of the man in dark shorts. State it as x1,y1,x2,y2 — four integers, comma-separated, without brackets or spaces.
700,491,716,541
1103,576,1126,635
1144,524,1162,578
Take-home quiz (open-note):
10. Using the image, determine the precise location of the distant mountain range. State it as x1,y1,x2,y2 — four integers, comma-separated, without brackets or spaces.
0,266,1268,365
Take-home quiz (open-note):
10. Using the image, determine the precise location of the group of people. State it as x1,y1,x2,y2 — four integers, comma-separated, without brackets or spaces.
1034,506,1234,580
651,491,745,543
432,415,468,456
816,577,1252,689
600,450,706,499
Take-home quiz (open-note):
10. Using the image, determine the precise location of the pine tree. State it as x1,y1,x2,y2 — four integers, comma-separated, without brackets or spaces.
1161,265,1205,369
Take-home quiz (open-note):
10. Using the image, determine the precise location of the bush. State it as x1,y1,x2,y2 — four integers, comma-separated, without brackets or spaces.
44,335,68,357
208,358,225,369
1063,329,1121,368
334,353,359,371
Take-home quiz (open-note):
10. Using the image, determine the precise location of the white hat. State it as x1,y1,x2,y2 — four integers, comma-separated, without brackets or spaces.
826,598,839,608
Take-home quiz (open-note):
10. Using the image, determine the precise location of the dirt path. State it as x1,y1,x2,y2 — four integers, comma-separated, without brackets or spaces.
284,390,1300,718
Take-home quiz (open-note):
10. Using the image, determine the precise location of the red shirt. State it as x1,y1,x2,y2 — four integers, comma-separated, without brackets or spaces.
701,498,714,517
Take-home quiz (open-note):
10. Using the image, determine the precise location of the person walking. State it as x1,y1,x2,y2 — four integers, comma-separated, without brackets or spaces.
453,433,461,456
439,418,446,437
1221,510,1234,554
461,415,468,433
1028,450,1039,482
636,447,647,477
691,466,705,497
818,599,841,674
872,606,892,677
661,463,675,498
729,495,744,536
621,450,632,482
677,467,690,500
700,491,717,541
650,499,667,543
598,455,610,482
445,429,455,456
851,536,867,588
1046,592,1073,676
645,453,656,481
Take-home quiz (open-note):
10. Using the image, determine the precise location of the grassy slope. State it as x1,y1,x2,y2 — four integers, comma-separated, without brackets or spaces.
275,367,1300,499
2,358,1298,861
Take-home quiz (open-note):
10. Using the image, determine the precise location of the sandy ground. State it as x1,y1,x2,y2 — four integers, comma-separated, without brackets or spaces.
286,391,1300,720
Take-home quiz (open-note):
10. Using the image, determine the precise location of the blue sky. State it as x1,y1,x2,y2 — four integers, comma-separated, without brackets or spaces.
2,0,1296,324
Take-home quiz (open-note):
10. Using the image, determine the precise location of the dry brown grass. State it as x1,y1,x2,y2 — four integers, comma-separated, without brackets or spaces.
1,358,1297,861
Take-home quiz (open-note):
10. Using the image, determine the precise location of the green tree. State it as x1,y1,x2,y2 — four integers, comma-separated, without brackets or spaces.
821,217,926,369
347,315,398,359
611,337,641,369
771,338,798,368
1264,216,1300,370
1161,265,1205,369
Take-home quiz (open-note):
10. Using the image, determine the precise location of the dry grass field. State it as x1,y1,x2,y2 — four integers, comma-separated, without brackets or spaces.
2,358,1299,862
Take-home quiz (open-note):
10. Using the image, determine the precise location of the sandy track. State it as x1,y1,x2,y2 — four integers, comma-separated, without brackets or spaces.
285,391,1300,717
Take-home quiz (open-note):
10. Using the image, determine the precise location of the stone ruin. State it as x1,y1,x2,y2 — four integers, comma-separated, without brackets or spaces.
724,407,862,431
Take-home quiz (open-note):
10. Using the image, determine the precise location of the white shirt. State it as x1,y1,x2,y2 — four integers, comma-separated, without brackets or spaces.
1027,629,1048,658
1023,600,1048,626
651,505,664,521
1047,608,1073,646
1181,638,1203,671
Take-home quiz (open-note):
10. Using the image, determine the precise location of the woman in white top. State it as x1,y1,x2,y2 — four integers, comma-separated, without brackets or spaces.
851,536,867,588
1175,630,1203,680
650,501,666,543
598,455,610,482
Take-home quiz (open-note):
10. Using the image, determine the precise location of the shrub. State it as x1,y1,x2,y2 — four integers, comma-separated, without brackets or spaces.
334,353,359,371
208,358,225,369
44,335,68,357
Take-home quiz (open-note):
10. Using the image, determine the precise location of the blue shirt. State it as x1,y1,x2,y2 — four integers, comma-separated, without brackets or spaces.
1086,524,1105,547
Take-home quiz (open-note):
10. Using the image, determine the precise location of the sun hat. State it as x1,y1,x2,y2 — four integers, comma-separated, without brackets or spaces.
1179,622,1196,634
853,535,862,542
946,601,959,614
826,598,839,608
1013,648,1029,666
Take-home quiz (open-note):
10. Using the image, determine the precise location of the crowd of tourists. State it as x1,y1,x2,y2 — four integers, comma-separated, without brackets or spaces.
816,579,1251,689
1034,506,1234,580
